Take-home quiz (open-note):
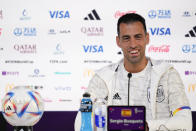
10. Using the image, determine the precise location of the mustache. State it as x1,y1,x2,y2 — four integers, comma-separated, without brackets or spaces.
127,47,139,50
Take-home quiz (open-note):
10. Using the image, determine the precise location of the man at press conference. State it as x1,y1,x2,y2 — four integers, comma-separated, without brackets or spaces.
79,13,193,131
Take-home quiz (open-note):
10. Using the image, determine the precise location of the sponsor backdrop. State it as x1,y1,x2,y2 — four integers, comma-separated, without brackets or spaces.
0,0,196,113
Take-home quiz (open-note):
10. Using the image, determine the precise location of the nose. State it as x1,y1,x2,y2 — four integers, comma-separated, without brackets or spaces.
127,38,137,48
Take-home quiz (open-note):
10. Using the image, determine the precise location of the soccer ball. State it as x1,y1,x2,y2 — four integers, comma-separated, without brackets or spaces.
1,86,44,126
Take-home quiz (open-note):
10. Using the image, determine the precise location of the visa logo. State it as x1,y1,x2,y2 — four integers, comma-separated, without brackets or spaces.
150,27,171,35
49,10,70,18
83,45,103,53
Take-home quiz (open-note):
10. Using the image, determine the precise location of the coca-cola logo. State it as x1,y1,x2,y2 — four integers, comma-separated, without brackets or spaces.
80,86,87,90
148,45,170,53
114,11,137,18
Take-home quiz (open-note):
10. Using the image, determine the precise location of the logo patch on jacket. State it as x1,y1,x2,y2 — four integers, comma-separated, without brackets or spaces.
113,93,121,100
156,85,165,103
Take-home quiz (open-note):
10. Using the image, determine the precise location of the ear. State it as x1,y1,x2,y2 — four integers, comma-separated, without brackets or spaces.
116,36,121,48
145,32,150,45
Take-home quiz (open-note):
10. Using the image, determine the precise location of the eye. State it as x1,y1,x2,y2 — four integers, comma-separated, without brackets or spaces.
135,34,142,40
121,36,130,42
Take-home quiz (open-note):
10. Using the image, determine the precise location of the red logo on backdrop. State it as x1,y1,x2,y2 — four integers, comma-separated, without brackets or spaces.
114,11,137,18
148,45,170,53
0,28,2,36
81,86,87,90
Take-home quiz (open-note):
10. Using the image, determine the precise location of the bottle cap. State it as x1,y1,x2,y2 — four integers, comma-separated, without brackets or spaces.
83,92,90,97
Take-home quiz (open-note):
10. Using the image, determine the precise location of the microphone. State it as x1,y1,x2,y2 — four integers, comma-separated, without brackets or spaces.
127,73,132,106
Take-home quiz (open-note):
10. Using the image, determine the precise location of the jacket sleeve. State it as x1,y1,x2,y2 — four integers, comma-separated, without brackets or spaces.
148,68,192,131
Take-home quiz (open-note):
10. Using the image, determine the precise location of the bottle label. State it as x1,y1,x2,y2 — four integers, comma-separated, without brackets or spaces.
95,114,105,128
80,98,92,112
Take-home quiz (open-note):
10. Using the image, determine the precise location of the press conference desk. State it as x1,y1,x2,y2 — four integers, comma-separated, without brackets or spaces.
1,111,195,131
0,111,77,131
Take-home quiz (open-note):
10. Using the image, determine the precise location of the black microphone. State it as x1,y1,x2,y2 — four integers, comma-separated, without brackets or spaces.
127,73,132,106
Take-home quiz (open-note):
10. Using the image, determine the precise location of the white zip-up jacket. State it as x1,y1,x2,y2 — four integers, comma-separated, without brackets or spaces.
75,58,192,131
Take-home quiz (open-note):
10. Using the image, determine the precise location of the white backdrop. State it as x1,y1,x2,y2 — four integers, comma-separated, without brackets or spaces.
0,0,196,111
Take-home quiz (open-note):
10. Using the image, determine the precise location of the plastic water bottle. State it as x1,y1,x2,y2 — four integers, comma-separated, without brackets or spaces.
94,98,106,131
80,92,93,131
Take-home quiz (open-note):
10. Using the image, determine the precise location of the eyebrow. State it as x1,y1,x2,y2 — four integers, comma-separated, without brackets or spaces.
121,33,143,38
121,35,130,38
135,34,143,37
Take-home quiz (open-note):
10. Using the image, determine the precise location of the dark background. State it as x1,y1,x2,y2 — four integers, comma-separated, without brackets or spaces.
0,111,195,131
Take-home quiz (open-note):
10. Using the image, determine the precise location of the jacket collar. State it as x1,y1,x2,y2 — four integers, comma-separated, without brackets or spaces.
116,57,173,74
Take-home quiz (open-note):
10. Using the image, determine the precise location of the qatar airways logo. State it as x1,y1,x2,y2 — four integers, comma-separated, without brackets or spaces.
81,27,103,36
14,44,36,54
148,45,170,53
114,11,136,18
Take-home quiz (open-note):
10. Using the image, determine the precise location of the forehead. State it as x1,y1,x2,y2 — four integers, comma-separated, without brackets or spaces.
119,22,145,35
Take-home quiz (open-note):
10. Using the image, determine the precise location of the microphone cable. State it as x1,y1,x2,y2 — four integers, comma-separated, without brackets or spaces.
127,73,132,106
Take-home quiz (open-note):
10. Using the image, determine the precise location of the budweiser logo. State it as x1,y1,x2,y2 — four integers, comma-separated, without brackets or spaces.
148,45,170,52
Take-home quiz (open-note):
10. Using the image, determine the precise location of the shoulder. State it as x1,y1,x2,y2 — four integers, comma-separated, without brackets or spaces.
95,59,122,76
150,58,182,82
150,58,174,75
150,58,172,68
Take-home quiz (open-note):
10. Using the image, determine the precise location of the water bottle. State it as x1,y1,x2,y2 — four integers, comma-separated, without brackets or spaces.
94,98,106,131
80,92,93,131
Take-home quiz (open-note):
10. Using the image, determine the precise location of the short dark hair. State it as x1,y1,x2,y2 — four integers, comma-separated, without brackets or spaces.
117,13,147,36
